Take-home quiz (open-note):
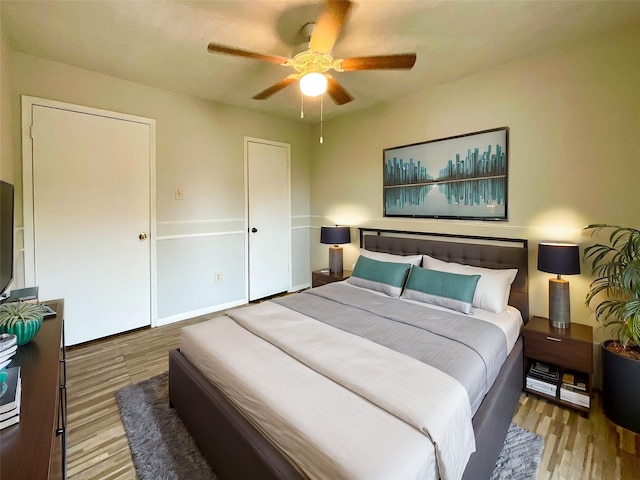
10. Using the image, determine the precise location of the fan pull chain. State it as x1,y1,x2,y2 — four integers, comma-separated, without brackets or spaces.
300,94,304,119
319,95,324,144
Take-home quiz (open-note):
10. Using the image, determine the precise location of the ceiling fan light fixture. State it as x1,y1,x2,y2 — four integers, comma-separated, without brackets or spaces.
207,0,416,106
299,72,328,97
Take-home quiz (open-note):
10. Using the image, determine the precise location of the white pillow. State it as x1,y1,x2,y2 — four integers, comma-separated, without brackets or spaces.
421,255,517,313
359,248,422,266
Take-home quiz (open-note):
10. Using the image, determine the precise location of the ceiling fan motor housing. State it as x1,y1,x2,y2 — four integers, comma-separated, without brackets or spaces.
287,50,339,74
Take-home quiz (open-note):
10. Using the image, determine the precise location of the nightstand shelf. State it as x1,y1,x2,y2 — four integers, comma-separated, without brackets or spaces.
523,316,593,414
311,269,352,288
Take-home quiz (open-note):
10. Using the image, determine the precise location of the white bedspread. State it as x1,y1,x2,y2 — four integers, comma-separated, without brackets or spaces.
181,302,476,480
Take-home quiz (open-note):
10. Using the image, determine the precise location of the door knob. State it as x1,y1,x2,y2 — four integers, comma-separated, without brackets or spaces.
251,228,258,233
139,233,148,240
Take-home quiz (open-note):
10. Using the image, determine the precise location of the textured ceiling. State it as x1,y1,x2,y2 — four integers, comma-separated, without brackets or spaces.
3,0,640,122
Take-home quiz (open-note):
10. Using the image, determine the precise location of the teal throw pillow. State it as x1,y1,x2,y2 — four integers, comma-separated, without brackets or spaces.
401,267,480,314
347,255,412,297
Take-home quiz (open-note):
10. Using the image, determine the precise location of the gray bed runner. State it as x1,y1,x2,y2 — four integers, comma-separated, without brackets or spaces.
273,283,508,413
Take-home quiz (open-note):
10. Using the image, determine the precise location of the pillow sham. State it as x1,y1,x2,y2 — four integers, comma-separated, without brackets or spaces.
401,267,480,314
359,248,422,266
347,255,412,297
421,255,517,313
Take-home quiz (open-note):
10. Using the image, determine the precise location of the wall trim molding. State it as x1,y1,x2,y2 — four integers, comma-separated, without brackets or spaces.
157,218,245,225
156,226,310,240
156,231,244,241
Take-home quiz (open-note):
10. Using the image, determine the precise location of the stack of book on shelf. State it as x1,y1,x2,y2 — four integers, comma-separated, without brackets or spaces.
0,333,18,369
560,370,590,408
0,366,21,430
526,360,559,396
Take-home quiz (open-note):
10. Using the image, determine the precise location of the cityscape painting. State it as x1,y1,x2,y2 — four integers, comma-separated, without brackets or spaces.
383,127,508,220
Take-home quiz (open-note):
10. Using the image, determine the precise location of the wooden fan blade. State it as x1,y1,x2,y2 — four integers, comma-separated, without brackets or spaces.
340,54,417,71
309,0,353,55
326,77,353,105
207,43,288,65
252,77,298,100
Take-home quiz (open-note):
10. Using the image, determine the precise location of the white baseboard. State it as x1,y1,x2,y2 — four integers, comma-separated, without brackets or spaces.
155,298,247,326
290,282,311,292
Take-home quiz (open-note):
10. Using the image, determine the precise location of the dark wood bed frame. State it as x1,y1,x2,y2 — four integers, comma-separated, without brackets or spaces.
169,228,529,479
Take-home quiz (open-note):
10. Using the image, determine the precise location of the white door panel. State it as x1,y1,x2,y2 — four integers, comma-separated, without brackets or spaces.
30,104,152,345
247,140,290,301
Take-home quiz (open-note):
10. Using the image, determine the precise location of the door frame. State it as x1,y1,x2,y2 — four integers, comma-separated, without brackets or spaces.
244,137,292,300
21,96,158,326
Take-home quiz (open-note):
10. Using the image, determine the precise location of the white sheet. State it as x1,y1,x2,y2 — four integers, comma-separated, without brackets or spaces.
181,316,439,480
179,289,514,480
229,302,475,480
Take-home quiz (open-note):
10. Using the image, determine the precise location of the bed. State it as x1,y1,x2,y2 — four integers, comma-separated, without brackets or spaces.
169,228,529,480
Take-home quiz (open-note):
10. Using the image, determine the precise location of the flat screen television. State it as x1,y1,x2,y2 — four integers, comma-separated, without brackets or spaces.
0,180,14,299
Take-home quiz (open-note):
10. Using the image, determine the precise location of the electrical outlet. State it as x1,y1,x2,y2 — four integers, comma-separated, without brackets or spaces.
214,272,222,283
175,188,184,200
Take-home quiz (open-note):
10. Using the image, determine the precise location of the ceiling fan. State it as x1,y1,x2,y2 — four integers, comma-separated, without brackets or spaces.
206,0,417,106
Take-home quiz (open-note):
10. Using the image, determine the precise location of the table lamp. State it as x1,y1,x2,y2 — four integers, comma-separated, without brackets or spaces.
320,226,351,273
537,242,580,328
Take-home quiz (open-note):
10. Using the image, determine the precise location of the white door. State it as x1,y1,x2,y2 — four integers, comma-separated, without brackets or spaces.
24,100,154,345
246,139,290,301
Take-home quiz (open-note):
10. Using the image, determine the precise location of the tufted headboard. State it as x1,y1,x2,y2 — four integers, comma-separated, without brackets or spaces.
360,228,529,321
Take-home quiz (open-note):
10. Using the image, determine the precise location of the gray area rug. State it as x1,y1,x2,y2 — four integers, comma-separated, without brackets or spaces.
490,422,544,480
117,373,543,480
116,373,217,480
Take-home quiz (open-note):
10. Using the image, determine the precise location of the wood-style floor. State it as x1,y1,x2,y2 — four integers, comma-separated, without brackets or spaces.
66,314,640,480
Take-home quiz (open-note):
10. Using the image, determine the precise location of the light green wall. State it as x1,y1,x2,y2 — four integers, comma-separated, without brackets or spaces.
310,19,640,341
8,52,312,321
4,18,639,335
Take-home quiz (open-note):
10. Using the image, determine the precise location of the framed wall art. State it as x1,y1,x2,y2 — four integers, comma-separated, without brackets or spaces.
383,127,509,220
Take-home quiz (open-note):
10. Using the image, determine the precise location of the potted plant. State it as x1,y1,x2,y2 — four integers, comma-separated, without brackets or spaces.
583,224,640,433
0,302,44,346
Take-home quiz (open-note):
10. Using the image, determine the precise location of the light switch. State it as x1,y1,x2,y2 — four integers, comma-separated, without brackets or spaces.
175,188,184,200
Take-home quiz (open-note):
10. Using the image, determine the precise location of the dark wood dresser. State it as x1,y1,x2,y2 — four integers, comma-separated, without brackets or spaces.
0,299,66,479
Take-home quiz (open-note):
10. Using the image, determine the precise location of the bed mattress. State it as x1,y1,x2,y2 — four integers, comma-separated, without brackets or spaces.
179,282,523,480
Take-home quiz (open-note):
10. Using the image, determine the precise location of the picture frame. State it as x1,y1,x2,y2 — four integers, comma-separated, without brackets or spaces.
383,127,509,220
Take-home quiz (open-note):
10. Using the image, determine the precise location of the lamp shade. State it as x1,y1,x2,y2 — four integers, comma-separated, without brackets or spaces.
537,243,580,275
320,226,351,245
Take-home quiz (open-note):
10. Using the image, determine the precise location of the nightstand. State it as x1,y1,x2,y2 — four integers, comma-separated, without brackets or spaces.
523,316,593,414
311,269,352,288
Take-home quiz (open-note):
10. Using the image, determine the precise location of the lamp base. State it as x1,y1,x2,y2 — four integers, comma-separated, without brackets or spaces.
329,246,343,273
549,278,571,328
